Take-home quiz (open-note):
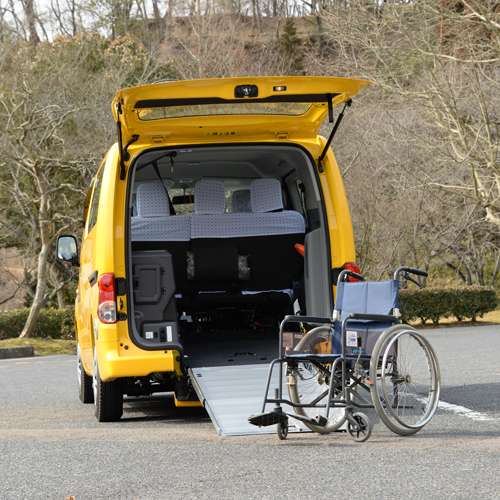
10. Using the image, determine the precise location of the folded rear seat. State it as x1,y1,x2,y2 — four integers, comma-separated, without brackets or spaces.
189,179,305,311
131,182,190,290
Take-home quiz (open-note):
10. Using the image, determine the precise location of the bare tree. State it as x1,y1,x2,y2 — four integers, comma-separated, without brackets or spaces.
49,0,83,36
0,33,165,335
316,0,500,284
165,3,251,78
22,0,41,43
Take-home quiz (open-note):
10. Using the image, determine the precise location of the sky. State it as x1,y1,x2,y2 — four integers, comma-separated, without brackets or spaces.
2,0,166,40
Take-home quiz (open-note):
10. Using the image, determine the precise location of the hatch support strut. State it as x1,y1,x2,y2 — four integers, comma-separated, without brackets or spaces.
116,101,125,180
318,98,351,173
116,101,140,181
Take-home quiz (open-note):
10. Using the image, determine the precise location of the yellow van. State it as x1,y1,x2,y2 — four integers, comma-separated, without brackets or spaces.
57,77,369,427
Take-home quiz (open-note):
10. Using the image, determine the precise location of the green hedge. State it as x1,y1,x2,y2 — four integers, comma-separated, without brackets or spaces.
0,308,75,340
1,286,497,337
399,286,498,324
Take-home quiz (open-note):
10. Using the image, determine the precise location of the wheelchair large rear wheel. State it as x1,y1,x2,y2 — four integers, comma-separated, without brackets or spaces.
287,326,346,433
369,325,440,436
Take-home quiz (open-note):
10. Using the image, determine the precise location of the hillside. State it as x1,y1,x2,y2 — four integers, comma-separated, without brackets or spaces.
1,0,500,321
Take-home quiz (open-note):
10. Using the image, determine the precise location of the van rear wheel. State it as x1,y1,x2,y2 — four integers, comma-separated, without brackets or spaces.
77,344,94,404
93,350,123,422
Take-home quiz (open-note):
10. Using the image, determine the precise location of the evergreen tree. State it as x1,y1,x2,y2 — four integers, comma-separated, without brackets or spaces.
280,18,305,75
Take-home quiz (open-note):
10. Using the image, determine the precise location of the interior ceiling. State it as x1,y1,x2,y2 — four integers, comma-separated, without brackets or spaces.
133,145,307,187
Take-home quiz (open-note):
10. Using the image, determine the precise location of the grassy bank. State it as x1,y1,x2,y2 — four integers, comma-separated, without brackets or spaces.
0,338,76,356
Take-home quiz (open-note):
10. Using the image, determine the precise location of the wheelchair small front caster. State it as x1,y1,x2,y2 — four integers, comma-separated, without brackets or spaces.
347,412,372,442
277,420,289,440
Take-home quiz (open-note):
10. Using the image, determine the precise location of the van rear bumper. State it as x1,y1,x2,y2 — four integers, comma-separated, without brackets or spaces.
96,343,182,381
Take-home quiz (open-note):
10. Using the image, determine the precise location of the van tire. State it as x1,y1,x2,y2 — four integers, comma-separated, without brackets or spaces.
77,344,94,404
93,351,123,422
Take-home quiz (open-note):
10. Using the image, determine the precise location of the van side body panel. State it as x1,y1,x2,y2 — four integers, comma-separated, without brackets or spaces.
317,140,356,270
77,144,181,381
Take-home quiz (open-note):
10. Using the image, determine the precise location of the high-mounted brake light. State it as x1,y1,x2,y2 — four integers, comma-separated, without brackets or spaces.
344,262,361,282
98,273,117,324
234,85,258,98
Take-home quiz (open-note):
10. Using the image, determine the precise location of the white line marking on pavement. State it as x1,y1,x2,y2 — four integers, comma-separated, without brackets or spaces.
438,400,497,421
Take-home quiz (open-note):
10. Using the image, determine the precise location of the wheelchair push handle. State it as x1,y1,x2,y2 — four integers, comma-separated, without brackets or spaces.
394,266,428,279
394,266,428,288
337,269,364,284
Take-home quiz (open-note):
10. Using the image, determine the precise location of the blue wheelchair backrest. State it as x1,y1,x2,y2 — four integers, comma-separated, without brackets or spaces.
332,279,400,355
335,279,399,316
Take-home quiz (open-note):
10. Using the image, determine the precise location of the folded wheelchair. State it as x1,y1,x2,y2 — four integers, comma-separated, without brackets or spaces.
249,267,441,442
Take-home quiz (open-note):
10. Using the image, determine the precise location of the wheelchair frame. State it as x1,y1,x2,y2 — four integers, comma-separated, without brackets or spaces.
249,267,441,441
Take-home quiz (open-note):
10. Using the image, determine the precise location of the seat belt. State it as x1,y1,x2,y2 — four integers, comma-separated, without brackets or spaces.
151,160,176,215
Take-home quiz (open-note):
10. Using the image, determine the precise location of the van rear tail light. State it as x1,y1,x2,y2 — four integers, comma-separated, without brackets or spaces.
98,273,117,324
344,262,361,282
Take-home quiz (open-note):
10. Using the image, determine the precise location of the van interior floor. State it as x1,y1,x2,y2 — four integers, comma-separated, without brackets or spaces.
181,328,311,436
181,328,279,369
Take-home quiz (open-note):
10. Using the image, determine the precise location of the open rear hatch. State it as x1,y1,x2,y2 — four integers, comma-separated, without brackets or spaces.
113,76,370,147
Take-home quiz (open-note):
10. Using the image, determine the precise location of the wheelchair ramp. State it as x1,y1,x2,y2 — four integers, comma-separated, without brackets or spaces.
189,364,310,436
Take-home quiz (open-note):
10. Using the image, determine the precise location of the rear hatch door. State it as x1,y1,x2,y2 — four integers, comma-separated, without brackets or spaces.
113,76,370,145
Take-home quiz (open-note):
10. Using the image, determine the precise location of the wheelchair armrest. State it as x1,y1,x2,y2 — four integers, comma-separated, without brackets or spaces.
282,315,333,325
347,313,397,323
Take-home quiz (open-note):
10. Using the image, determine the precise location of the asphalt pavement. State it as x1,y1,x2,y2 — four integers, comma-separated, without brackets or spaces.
0,325,499,500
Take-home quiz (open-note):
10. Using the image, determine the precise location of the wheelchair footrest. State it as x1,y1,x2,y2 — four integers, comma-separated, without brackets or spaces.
248,411,288,427
286,413,328,427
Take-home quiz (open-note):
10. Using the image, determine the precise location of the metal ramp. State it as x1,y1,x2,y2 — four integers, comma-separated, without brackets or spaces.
189,363,310,436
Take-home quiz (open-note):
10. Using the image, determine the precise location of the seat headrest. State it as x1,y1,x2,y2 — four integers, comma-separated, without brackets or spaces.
251,178,283,213
195,180,226,214
231,189,251,213
136,182,170,217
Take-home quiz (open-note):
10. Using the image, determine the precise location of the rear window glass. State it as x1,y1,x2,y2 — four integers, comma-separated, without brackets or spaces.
136,102,316,121
87,163,105,232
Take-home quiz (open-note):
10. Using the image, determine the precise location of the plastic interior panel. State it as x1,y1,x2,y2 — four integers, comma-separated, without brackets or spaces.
304,228,332,318
131,250,181,350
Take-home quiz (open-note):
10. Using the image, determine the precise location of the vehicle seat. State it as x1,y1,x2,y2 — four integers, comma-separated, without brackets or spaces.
131,182,190,241
131,182,190,290
190,180,235,282
189,178,305,312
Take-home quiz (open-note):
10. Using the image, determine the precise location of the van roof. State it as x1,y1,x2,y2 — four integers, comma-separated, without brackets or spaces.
113,76,370,144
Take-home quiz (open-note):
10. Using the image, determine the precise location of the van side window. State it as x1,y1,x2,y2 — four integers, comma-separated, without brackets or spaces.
87,165,105,232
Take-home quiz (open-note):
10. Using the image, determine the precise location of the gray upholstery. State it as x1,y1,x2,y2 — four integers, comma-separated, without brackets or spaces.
136,182,170,217
190,211,305,238
131,182,190,242
191,178,305,239
194,179,226,214
251,178,283,213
